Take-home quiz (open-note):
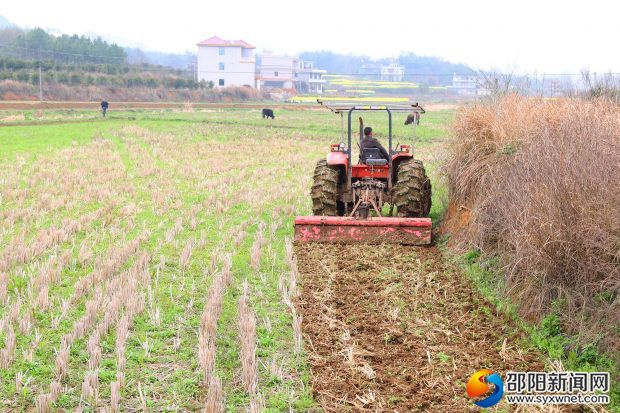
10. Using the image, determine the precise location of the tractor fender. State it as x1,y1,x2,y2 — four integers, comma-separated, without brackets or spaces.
326,151,348,169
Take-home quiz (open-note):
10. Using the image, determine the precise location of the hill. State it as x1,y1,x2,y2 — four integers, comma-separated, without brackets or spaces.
0,25,219,101
125,47,195,70
0,15,14,29
0,26,126,63
299,50,473,85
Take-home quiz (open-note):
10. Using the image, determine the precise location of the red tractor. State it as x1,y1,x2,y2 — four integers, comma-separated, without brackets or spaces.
294,101,432,245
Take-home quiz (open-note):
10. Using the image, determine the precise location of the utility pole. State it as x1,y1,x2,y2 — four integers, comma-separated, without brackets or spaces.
38,64,43,102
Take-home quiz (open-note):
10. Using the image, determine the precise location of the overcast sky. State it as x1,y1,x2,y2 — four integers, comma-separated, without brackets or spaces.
3,0,619,73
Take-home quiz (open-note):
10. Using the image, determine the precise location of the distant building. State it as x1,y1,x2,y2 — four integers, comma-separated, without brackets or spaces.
359,63,380,77
258,52,295,89
196,36,256,87
359,62,405,81
449,74,479,95
257,53,326,93
380,62,405,81
295,60,326,94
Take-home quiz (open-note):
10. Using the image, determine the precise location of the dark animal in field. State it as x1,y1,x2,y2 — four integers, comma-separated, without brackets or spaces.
404,112,420,125
262,108,275,119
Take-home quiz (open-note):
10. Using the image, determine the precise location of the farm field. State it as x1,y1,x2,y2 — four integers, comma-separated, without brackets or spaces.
0,106,566,412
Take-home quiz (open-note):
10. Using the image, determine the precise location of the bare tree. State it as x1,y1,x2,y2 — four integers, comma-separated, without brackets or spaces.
476,67,517,98
581,69,620,103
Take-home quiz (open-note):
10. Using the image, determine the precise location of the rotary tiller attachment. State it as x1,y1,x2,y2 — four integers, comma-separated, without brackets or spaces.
294,216,431,245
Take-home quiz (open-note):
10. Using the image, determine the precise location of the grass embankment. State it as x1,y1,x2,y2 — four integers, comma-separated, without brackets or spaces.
441,94,619,408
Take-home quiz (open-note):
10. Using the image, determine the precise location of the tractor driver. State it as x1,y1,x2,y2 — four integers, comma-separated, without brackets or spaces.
360,126,389,163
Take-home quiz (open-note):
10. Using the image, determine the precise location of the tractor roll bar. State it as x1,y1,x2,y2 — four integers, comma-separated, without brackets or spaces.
317,99,426,192
317,99,425,114
346,107,393,191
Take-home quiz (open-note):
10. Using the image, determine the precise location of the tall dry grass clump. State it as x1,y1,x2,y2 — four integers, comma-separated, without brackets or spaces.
197,253,232,411
444,94,620,351
204,376,223,413
238,280,262,411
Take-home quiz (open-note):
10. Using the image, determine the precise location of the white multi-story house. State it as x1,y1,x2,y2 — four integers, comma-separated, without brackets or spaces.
358,62,405,81
380,62,405,81
359,63,380,77
449,74,479,95
196,36,256,87
258,52,295,89
257,53,326,93
295,60,326,94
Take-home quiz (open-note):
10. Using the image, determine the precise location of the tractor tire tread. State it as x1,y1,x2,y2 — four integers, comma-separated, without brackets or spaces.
392,159,432,217
311,159,339,216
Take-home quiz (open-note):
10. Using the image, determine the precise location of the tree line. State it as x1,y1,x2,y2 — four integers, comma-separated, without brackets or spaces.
0,27,211,90
0,27,126,64
299,51,473,85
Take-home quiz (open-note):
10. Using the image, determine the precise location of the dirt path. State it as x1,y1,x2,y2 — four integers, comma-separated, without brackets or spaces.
294,244,545,412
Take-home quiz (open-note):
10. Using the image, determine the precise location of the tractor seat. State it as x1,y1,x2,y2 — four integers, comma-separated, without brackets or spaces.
360,147,387,166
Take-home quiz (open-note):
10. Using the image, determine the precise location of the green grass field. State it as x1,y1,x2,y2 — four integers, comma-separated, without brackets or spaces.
0,107,453,412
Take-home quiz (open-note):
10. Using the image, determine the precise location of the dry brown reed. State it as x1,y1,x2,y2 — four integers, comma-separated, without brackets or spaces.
198,253,233,387
46,251,150,409
15,370,30,393
0,324,16,368
0,208,106,272
81,369,99,405
78,240,94,265
35,394,51,413
283,238,302,354
234,230,247,249
0,272,7,304
179,238,196,270
166,218,183,244
204,376,224,413
198,254,232,412
72,231,148,301
111,381,121,413
444,95,620,351
55,341,70,381
250,223,265,273
238,281,258,396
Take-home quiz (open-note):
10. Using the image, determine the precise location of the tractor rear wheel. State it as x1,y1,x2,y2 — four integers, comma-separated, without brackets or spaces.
392,159,432,217
311,159,341,216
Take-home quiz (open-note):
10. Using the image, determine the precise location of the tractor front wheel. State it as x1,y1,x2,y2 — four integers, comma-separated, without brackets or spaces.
310,159,341,216
392,159,432,217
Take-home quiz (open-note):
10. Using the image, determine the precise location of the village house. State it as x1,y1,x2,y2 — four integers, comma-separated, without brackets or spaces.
449,74,479,95
295,60,326,94
359,62,405,81
257,52,326,93
196,36,256,87
380,62,405,81
258,52,295,89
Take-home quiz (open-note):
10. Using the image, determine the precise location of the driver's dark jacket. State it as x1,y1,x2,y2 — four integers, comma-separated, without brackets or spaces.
360,136,389,162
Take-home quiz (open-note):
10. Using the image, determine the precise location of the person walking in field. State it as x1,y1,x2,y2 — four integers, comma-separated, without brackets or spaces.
101,100,109,117
360,126,389,163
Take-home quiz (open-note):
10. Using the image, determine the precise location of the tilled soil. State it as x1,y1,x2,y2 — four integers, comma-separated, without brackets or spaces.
295,244,545,412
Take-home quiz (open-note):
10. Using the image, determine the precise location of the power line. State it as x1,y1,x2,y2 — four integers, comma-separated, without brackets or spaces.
4,44,620,77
